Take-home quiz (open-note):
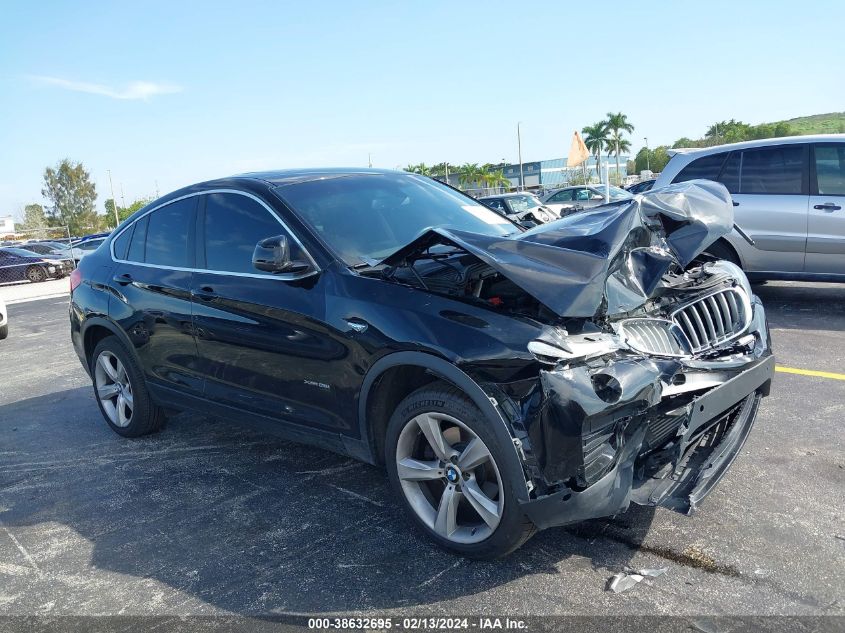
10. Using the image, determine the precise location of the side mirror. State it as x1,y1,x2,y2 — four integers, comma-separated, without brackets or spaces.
252,235,311,275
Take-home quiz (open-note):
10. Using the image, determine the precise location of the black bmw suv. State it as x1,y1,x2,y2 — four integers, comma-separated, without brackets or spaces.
70,169,774,558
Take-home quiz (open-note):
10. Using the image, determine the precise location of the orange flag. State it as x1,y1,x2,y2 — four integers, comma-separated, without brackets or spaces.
566,131,590,167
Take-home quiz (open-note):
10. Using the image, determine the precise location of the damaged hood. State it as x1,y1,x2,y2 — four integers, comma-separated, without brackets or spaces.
381,180,734,318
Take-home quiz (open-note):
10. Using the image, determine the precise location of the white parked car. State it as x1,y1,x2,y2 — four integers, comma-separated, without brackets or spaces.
477,193,557,227
540,185,632,217
71,237,107,262
0,297,7,340
654,134,845,280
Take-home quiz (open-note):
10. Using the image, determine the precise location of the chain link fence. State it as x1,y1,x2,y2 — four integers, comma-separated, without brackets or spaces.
0,226,77,285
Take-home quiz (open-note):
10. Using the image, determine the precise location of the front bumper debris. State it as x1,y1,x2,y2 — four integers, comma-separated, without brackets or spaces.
519,300,773,530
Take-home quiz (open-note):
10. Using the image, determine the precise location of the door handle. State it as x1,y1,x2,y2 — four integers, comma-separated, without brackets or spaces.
732,201,740,207
112,273,133,286
813,203,841,211
191,286,218,302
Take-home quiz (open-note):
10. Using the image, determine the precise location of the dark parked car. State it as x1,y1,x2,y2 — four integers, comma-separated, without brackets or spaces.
20,242,76,268
70,170,774,558
0,247,70,283
626,178,656,194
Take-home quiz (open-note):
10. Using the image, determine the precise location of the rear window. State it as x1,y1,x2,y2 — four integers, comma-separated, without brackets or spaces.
718,152,741,194
740,145,804,194
673,152,729,183
122,197,195,266
112,228,132,260
127,216,148,262
145,199,194,267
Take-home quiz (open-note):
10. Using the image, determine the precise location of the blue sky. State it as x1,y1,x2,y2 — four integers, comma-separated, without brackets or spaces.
1,0,842,218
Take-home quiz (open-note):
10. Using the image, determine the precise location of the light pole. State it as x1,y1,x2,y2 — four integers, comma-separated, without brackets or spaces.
107,170,119,227
517,122,524,191
643,137,650,173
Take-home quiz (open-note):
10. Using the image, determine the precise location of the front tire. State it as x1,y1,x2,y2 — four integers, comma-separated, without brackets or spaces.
0,324,7,340
91,336,165,437
26,266,47,283
385,383,535,559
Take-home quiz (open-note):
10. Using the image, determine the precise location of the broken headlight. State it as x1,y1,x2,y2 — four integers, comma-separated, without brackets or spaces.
528,331,623,365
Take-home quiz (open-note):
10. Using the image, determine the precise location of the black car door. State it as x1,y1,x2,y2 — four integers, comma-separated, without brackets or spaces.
107,196,203,394
190,190,349,432
0,250,29,283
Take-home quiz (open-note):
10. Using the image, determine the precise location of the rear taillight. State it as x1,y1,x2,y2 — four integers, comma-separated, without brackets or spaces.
70,268,82,293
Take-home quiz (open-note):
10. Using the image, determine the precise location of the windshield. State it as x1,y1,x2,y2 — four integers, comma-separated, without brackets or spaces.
505,194,542,212
274,173,515,265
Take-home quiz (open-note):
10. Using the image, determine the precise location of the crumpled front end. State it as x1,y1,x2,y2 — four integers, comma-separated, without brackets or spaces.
517,264,774,529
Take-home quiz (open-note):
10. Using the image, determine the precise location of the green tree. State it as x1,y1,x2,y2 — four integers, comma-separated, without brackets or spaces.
21,203,48,231
672,137,698,149
429,162,449,179
459,163,482,188
41,159,98,235
404,163,433,176
566,171,592,186
582,121,609,182
482,170,511,191
105,197,153,225
605,112,634,181
634,146,671,174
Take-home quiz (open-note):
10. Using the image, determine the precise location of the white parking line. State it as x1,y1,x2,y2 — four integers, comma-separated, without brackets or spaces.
6,292,69,305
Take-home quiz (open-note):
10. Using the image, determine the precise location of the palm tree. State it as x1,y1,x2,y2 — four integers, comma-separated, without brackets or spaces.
459,163,481,188
582,122,609,182
605,112,635,181
405,163,433,176
482,169,511,192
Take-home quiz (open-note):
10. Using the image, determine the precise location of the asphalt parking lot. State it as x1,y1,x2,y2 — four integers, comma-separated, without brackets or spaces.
0,282,843,619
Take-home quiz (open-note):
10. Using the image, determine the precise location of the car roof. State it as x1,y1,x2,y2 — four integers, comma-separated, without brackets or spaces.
667,133,845,157
233,167,406,187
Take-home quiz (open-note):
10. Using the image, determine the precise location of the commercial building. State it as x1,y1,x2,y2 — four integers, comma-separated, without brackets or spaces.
0,215,15,235
443,154,630,194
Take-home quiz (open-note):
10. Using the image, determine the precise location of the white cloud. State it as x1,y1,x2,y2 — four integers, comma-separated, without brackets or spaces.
29,75,182,100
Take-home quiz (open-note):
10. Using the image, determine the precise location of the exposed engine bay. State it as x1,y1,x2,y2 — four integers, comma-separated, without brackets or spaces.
359,180,774,524
376,249,556,323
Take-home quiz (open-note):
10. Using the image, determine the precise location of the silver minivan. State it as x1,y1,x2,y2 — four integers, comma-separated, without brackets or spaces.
654,134,845,281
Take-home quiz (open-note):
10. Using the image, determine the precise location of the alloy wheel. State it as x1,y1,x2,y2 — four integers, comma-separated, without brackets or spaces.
27,267,45,282
396,412,504,544
94,351,134,428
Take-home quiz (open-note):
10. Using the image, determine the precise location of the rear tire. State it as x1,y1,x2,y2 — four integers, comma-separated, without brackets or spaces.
90,336,165,438
0,324,7,340
385,383,535,559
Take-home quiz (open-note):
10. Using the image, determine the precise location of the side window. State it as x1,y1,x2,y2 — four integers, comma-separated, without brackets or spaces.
112,229,132,260
202,192,300,274
740,145,804,194
814,144,845,195
718,152,741,194
575,189,592,201
126,216,148,262
145,198,195,267
550,190,572,202
673,152,729,183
